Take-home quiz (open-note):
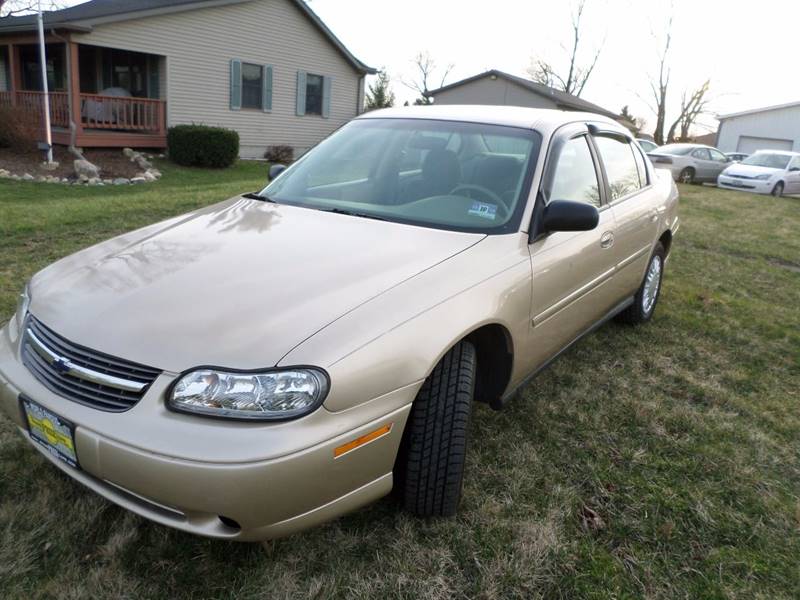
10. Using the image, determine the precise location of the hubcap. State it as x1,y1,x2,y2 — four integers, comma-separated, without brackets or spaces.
642,255,662,314
681,171,692,183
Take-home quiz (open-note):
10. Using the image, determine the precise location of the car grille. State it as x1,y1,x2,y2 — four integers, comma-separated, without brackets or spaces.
728,174,754,180
21,316,161,412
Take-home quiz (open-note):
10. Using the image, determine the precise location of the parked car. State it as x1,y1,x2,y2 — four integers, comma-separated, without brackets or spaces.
0,106,679,541
725,152,749,163
647,143,730,183
636,139,659,153
717,150,800,197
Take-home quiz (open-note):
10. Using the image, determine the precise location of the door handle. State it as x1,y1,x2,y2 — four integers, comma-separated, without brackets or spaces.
600,231,614,249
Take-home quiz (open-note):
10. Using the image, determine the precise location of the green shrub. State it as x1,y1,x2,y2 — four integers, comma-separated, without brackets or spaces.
0,105,40,151
167,124,239,168
264,144,294,164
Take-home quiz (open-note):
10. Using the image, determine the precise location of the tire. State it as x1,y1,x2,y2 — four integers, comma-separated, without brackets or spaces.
678,168,694,184
771,182,784,197
617,242,665,325
396,340,476,517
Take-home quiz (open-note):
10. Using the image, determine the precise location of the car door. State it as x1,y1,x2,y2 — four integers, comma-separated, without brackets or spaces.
708,148,731,180
526,125,620,371
786,156,800,194
592,132,662,297
691,148,713,181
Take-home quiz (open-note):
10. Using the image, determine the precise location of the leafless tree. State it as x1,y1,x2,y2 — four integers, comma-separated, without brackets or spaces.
666,80,711,143
0,1,63,17
643,13,674,146
402,51,453,105
526,0,603,97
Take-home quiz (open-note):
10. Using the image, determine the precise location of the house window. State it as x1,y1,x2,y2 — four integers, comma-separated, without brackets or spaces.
305,73,323,115
241,63,263,109
19,43,66,91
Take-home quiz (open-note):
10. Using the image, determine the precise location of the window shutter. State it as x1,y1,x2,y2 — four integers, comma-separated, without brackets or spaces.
230,59,242,110
296,70,307,116
262,65,273,112
321,75,332,119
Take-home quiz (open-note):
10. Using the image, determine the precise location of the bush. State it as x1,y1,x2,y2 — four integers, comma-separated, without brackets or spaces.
167,124,239,168
264,144,294,164
0,105,41,151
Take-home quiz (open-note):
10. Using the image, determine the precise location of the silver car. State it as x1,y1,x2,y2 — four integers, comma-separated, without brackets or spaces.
648,144,731,184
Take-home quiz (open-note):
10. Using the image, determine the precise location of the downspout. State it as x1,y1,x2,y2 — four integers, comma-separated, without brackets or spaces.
50,29,83,160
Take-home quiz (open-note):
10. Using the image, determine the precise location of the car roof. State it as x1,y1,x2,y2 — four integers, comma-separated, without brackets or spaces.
356,105,626,137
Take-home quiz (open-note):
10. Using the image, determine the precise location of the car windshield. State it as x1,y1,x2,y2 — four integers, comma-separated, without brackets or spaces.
261,119,542,234
656,144,696,156
741,153,791,169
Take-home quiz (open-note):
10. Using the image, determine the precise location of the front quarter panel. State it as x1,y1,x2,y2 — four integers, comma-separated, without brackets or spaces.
281,234,534,412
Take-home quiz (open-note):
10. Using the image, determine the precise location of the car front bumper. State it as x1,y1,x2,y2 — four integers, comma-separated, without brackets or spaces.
0,320,416,541
717,175,774,194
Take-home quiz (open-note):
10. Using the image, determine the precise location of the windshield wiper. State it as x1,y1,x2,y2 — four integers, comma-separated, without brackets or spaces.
241,192,277,203
323,207,387,221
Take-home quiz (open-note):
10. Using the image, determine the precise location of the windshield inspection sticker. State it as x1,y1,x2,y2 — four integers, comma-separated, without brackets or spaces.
468,201,498,220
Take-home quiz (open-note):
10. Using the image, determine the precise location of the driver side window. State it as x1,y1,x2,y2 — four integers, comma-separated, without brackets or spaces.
549,136,601,207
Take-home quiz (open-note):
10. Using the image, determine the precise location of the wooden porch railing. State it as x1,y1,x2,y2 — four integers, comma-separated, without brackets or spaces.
80,93,166,134
0,90,70,128
0,91,166,135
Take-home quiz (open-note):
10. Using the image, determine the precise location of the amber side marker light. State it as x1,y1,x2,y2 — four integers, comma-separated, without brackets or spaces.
334,423,393,458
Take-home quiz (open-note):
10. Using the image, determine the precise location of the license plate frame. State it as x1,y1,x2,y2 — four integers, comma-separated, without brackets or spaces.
20,396,80,469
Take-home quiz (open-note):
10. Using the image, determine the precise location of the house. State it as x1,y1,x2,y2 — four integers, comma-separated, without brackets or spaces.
426,69,618,120
0,0,374,158
716,101,800,154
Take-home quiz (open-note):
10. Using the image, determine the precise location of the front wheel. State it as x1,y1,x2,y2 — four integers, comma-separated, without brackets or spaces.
396,340,476,517
771,182,784,197
617,242,665,325
678,168,694,184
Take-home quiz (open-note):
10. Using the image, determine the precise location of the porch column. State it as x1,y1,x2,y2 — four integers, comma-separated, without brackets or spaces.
67,40,82,138
8,44,20,104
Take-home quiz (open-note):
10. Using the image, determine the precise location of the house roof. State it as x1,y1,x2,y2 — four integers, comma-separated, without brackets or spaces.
426,69,618,119
717,100,800,121
0,0,376,74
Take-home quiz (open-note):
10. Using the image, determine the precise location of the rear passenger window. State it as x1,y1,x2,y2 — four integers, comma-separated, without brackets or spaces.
594,136,641,200
549,136,600,207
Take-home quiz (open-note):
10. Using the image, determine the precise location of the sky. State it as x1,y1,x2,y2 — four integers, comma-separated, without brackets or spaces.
48,0,800,136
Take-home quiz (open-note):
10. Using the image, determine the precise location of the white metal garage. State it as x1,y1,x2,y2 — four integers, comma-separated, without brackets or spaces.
716,101,800,154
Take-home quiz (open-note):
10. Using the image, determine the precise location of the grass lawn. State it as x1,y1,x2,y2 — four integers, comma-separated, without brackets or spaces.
1,169,799,599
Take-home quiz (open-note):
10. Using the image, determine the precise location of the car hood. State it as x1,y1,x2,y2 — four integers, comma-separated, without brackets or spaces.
722,164,781,178
29,197,484,372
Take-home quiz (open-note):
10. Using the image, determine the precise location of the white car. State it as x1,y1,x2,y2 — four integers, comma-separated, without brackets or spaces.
647,144,730,184
636,139,659,153
717,151,800,197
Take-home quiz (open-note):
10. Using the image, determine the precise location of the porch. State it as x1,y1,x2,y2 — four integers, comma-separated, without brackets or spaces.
0,38,167,149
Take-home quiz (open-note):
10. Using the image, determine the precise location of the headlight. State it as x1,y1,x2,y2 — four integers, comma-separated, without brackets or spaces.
754,173,773,181
168,368,329,420
15,282,31,332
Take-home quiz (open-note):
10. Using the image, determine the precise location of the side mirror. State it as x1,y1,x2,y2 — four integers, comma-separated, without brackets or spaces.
269,163,287,181
541,200,599,233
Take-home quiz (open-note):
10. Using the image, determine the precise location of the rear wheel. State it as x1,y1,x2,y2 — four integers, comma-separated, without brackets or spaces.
771,182,784,197
678,168,695,184
617,242,665,325
397,340,476,517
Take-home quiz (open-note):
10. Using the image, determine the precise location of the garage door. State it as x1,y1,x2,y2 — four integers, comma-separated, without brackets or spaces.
737,136,794,154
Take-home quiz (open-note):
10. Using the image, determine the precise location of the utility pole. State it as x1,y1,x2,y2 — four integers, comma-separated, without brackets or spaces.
36,0,54,164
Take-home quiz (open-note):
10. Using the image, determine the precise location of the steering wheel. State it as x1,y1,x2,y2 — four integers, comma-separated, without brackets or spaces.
449,184,510,211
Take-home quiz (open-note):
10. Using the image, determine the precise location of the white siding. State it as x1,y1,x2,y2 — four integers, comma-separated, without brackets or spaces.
432,77,560,110
72,0,365,157
717,105,800,153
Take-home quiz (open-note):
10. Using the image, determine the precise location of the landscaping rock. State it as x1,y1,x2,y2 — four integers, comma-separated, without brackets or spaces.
88,177,101,186
78,174,89,183
142,171,157,182
22,173,34,181
0,169,10,178
122,147,136,158
113,178,130,185
130,176,146,184
35,175,47,182
74,159,100,179
147,168,162,179
41,161,60,171
11,174,21,180
134,156,152,170
103,179,113,185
